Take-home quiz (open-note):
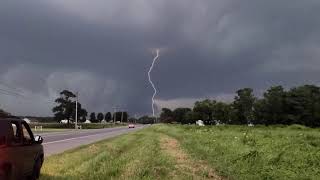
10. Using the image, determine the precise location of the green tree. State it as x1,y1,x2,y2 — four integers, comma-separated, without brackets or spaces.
284,85,320,127
80,110,88,123
71,102,87,123
160,108,174,123
253,99,267,124
262,86,286,125
52,90,76,125
213,102,231,124
193,99,216,124
233,88,256,124
90,112,97,123
105,112,112,122
113,112,128,122
173,108,191,124
97,113,104,122
137,116,155,124
184,111,202,124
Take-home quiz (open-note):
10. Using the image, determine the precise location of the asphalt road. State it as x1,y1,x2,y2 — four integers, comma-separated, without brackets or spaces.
37,125,146,156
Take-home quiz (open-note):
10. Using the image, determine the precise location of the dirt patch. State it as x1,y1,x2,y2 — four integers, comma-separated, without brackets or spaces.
161,135,223,180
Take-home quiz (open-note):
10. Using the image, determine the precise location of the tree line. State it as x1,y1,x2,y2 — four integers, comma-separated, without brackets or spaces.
52,90,128,124
160,85,320,127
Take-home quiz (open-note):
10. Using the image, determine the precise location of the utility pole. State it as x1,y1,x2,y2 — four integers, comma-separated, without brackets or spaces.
121,110,124,123
112,106,119,124
74,92,78,129
75,92,78,130
121,108,126,123
135,114,138,124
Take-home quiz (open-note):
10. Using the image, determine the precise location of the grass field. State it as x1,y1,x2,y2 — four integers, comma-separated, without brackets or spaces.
41,124,320,180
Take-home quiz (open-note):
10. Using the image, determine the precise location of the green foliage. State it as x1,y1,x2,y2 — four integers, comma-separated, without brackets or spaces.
105,112,112,121
90,112,97,123
97,112,104,122
160,84,320,127
137,116,156,124
52,90,87,125
160,108,173,123
194,99,216,124
233,88,255,124
113,112,128,122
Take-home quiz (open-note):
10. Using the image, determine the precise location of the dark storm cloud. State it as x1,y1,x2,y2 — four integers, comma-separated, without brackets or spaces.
0,0,320,116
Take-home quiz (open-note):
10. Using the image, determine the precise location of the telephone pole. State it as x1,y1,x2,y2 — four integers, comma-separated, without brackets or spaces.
75,92,78,129
112,106,119,124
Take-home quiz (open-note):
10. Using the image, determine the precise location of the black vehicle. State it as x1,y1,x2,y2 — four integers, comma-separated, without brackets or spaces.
0,117,44,180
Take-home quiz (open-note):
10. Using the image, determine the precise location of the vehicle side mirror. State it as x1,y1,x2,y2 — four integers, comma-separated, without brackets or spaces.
34,136,43,144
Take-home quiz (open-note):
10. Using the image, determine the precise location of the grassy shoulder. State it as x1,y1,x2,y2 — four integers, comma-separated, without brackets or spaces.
41,126,219,180
41,124,320,180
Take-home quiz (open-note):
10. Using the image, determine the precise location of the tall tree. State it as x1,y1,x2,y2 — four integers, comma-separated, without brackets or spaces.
71,102,87,123
52,90,76,125
284,85,320,127
233,88,256,124
97,113,104,122
105,112,112,122
90,112,97,123
213,102,231,124
121,112,128,122
184,111,202,124
193,99,216,124
262,86,286,125
160,108,174,123
173,108,191,124
253,99,267,125
81,112,87,123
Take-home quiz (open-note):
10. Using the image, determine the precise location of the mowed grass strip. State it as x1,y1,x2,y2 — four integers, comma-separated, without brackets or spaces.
160,135,223,179
41,128,174,180
155,124,320,180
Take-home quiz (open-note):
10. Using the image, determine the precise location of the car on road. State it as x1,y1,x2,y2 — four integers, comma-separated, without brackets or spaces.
128,124,135,128
0,117,44,180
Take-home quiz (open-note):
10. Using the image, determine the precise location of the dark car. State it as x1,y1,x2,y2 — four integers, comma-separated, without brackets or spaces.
0,117,44,180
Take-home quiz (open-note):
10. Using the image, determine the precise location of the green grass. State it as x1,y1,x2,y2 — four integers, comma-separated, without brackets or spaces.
154,124,320,180
41,124,320,180
41,128,175,180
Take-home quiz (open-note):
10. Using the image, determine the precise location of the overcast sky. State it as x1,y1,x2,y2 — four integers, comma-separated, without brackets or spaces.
1,0,320,116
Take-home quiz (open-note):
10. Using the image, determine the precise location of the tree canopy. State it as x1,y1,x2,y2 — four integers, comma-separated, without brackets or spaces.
52,90,87,125
159,84,320,127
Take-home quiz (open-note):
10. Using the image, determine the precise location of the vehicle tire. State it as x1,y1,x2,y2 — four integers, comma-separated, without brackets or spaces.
30,157,42,180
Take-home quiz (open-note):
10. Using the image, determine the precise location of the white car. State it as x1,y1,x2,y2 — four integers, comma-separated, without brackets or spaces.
128,124,135,128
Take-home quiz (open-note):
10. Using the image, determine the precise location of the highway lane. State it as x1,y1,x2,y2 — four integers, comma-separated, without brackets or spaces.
37,125,146,156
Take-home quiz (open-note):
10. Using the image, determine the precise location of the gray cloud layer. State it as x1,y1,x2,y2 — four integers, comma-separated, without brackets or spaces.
0,0,320,116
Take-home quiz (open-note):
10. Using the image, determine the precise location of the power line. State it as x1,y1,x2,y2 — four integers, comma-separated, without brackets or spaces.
0,88,25,98
0,82,24,93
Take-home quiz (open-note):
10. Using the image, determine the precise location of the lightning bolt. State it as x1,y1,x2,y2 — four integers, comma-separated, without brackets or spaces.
148,49,160,117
